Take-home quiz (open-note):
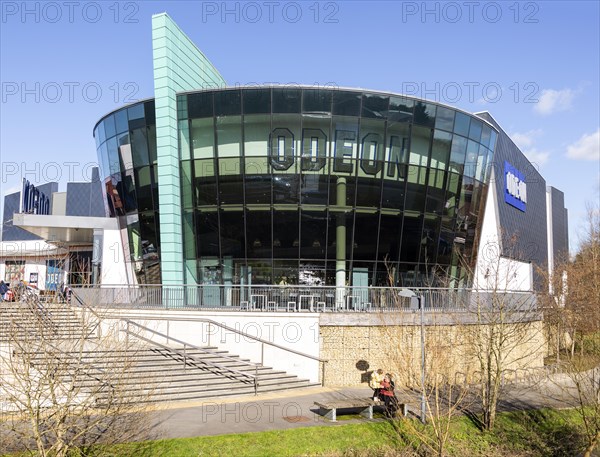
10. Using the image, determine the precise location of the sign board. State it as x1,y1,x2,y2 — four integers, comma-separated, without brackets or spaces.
504,161,527,212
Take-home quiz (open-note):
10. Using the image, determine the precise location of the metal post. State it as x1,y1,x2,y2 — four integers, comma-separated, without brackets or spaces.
419,294,426,424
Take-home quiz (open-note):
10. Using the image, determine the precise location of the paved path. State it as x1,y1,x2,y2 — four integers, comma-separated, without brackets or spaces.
146,373,581,440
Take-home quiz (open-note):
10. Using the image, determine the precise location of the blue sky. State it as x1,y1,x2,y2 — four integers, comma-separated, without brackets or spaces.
1,1,599,253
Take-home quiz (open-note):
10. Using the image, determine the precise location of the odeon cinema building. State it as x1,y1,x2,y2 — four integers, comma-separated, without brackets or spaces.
90,13,568,295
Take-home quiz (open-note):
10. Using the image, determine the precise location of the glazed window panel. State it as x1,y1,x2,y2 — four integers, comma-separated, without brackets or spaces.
300,174,329,205
385,123,410,180
421,215,441,265
355,177,382,208
130,127,150,168
246,210,273,258
216,115,242,158
468,119,483,143
300,210,328,260
332,116,359,175
449,135,467,174
464,140,479,178
409,125,431,167
191,118,215,160
244,114,270,160
218,175,244,205
148,126,157,165
303,89,332,113
121,169,137,213
273,87,301,113
362,93,389,119
215,90,241,116
332,91,361,116
435,107,455,132
358,118,385,178
193,160,218,205
414,102,436,128
431,130,452,171
181,160,194,209
301,114,330,174
182,210,196,260
273,210,299,259
405,181,426,212
188,91,214,118
381,180,406,210
400,214,422,262
245,175,271,204
453,112,470,137
115,109,128,135
117,133,132,171
243,88,271,114
179,120,191,161
353,212,380,260
273,174,299,204
196,210,220,257
219,210,245,257
104,115,116,140
271,114,301,175
377,214,402,261
388,96,414,122
106,136,121,175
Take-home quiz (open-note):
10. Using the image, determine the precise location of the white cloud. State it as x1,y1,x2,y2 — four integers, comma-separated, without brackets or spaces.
522,148,550,166
534,88,575,115
511,129,543,149
567,128,600,161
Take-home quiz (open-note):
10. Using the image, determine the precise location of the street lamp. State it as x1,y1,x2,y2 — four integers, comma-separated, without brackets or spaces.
398,288,426,424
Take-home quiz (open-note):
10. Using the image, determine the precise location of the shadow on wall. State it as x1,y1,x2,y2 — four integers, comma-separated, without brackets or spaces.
356,360,371,383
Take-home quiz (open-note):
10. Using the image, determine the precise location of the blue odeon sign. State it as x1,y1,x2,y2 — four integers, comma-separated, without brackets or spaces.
21,179,51,215
504,161,527,212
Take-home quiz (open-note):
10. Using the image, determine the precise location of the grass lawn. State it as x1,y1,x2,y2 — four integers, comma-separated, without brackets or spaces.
102,407,588,457
1,408,590,456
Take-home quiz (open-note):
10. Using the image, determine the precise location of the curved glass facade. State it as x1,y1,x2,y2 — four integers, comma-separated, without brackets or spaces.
94,100,161,284
95,87,497,287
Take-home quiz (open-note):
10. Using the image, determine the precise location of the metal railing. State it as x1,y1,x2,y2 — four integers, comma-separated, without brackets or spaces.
121,319,260,395
71,284,537,314
119,316,328,386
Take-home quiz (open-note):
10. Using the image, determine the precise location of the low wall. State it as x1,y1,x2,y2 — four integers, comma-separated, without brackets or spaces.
319,313,547,387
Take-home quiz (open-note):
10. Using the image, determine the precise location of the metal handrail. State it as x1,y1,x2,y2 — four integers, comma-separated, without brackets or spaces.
122,316,328,386
121,319,259,394
22,288,58,335
70,290,103,339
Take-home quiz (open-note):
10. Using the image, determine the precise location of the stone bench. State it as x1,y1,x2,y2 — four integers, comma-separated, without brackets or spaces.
314,398,408,421
314,399,377,421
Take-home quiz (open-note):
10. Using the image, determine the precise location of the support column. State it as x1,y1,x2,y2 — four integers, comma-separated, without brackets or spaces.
335,177,346,308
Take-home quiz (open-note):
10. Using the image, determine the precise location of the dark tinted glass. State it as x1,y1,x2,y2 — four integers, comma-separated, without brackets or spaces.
273,88,301,113
104,115,116,139
220,210,245,257
188,92,214,118
215,90,241,116
128,104,145,130
468,119,482,142
303,89,332,113
144,101,156,125
435,107,455,131
115,109,128,134
196,211,220,257
414,102,436,127
243,88,271,114
388,97,414,122
332,91,361,116
453,112,470,136
362,94,389,119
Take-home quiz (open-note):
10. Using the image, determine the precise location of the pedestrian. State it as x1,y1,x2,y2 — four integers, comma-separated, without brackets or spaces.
0,280,7,301
369,368,384,401
380,373,398,416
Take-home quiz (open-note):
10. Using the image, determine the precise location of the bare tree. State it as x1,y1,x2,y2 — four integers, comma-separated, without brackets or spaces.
0,295,158,456
461,240,547,431
377,261,472,457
